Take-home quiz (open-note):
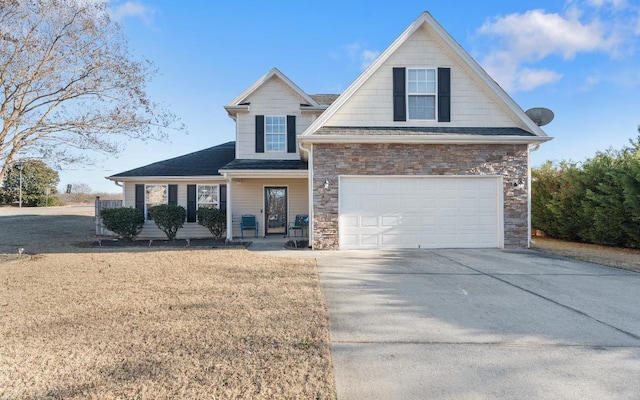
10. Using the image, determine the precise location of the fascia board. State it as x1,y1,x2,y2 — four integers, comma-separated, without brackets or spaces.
217,170,308,179
298,134,553,145
105,176,226,182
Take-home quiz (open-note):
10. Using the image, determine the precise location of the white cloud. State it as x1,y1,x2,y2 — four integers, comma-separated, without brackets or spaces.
477,8,621,91
342,42,380,71
110,1,153,24
585,0,626,8
360,49,381,70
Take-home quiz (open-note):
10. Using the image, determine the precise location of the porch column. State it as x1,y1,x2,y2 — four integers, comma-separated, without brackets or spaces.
226,178,233,241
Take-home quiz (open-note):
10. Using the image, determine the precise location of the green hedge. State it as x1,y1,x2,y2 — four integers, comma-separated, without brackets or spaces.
149,204,186,240
532,137,640,247
100,207,145,240
196,207,226,239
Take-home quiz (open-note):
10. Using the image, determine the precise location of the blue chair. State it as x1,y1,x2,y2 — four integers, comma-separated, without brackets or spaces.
240,214,259,238
288,214,308,237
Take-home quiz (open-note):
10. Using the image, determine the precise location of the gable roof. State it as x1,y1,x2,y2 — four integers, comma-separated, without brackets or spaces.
107,141,236,179
301,11,550,141
225,67,319,109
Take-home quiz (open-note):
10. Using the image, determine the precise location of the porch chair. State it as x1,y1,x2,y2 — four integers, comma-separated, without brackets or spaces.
240,214,259,239
288,214,309,237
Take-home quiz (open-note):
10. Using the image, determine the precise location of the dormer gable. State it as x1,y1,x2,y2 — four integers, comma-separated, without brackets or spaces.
225,68,338,160
301,12,551,144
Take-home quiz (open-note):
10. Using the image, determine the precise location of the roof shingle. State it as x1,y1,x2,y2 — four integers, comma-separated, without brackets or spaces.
108,141,236,178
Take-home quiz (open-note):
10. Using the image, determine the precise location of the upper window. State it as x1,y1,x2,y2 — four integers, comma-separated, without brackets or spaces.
265,116,286,152
145,184,167,219
197,185,218,209
407,68,436,120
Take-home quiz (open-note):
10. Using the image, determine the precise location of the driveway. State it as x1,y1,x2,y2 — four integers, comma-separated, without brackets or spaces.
316,249,640,399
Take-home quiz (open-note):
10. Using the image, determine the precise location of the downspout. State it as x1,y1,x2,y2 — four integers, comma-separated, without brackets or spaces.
113,181,124,204
528,144,540,247
299,140,313,248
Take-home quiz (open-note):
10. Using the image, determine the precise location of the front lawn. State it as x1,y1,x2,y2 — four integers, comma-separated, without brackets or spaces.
0,250,335,399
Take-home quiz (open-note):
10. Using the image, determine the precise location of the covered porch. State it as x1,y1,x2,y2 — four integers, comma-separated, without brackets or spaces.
220,160,310,240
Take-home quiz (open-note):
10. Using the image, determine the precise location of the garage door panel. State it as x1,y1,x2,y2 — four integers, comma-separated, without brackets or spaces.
339,177,502,249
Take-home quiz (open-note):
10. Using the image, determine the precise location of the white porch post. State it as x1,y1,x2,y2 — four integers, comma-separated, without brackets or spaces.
226,177,233,241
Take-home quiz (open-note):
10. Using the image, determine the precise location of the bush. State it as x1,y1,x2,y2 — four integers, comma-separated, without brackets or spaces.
100,207,144,240
149,204,186,240
31,195,63,207
196,207,227,239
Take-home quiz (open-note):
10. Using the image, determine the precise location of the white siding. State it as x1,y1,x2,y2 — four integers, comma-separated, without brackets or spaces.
229,178,308,237
235,77,320,159
325,26,522,129
123,180,226,239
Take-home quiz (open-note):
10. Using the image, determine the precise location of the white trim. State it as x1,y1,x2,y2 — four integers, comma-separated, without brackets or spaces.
106,176,226,182
196,184,220,209
218,170,308,179
226,177,233,241
407,67,437,121
265,115,287,153
301,12,550,139
144,184,168,221
299,134,552,145
298,141,314,246
338,175,504,249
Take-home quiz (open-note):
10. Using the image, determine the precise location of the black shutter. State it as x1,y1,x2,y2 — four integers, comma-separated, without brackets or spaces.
255,115,265,153
219,184,227,211
438,67,451,122
135,184,145,216
187,184,196,223
287,115,296,153
393,67,406,121
168,185,178,205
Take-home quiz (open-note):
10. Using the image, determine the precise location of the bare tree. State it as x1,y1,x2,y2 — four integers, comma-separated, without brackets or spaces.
0,0,183,183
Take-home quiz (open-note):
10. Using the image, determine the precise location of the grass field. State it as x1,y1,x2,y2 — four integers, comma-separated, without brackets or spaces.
0,208,335,399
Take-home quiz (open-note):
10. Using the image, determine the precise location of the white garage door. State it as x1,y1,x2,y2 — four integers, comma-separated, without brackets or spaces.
339,176,503,249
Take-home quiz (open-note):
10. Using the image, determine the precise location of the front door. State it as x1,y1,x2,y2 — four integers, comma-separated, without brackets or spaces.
265,187,287,235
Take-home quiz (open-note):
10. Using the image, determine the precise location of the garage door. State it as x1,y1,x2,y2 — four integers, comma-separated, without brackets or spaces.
339,176,503,249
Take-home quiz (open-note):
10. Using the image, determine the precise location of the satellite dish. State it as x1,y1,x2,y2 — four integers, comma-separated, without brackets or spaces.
525,107,554,126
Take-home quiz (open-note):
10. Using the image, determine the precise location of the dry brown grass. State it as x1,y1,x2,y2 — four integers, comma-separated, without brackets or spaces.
532,237,640,273
0,249,335,399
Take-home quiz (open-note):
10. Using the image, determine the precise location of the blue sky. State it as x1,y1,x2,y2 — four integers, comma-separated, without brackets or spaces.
64,0,640,193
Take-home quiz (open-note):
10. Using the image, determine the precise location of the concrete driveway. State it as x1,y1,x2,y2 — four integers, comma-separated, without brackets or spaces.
316,249,640,399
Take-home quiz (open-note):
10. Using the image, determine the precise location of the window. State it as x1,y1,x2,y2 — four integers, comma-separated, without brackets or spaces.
407,68,436,120
265,116,286,152
145,184,167,219
197,185,218,209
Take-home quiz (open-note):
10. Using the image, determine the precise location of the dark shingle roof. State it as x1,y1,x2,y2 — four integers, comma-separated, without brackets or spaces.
220,159,308,171
109,141,236,178
309,94,340,106
313,127,535,136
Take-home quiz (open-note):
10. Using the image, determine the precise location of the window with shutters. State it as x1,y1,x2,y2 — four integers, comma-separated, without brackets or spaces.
145,184,167,219
197,185,218,209
407,68,436,120
265,116,286,152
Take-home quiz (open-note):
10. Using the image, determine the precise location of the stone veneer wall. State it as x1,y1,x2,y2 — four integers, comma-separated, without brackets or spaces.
312,143,529,250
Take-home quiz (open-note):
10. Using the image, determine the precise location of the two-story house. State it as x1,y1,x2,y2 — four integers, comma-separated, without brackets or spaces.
107,11,552,250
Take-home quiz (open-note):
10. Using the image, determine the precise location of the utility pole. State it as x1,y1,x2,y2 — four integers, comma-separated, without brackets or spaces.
16,164,23,208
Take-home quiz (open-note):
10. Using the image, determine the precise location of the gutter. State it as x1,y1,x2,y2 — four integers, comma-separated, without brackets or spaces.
528,144,541,247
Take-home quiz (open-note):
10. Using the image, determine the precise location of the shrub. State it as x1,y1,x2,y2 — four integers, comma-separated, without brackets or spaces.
31,195,63,207
149,204,186,240
196,207,227,239
100,207,144,240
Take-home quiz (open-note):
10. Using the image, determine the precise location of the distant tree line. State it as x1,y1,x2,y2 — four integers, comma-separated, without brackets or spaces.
532,136,640,248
